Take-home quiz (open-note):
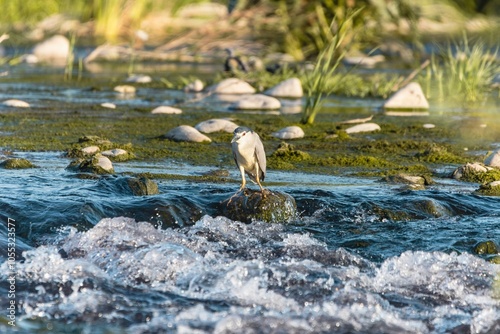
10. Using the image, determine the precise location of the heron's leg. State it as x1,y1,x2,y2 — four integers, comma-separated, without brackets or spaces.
239,165,247,191
254,165,266,197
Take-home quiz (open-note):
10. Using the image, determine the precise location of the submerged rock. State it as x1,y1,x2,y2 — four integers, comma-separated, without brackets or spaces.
0,158,36,169
384,82,429,110
264,78,303,98
220,188,297,223
127,177,159,196
381,173,433,190
476,180,500,196
33,35,70,62
345,123,381,134
195,118,238,133
2,99,30,108
165,125,211,143
67,154,114,174
206,78,256,94
272,126,305,140
230,94,281,110
484,149,500,168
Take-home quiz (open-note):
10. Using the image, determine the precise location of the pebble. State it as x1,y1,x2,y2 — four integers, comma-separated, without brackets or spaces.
205,78,256,94
33,35,70,62
195,119,238,133
272,126,305,139
101,102,116,109
384,82,429,110
126,74,152,83
264,78,303,98
165,125,211,143
230,94,281,110
484,149,500,167
345,122,381,134
114,85,136,94
2,99,30,108
151,106,182,114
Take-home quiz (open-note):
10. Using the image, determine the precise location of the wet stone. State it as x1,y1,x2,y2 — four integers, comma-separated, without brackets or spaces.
473,240,499,255
0,158,36,169
67,154,114,175
219,188,297,224
484,149,500,168
476,180,500,196
127,177,159,196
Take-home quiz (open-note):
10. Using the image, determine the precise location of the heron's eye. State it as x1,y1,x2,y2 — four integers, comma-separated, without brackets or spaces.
242,132,246,136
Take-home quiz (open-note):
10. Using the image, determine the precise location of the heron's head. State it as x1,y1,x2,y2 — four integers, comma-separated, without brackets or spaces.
231,126,253,144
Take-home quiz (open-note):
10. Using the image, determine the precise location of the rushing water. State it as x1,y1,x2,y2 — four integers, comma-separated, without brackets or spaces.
1,61,500,333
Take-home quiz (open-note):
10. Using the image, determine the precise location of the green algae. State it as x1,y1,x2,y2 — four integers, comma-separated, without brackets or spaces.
476,181,500,196
474,240,499,255
415,144,468,164
461,168,500,184
0,158,36,169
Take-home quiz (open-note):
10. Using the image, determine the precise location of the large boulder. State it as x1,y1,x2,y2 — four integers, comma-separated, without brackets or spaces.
384,82,429,110
195,119,238,133
164,125,211,143
205,78,256,94
264,78,303,98
220,189,296,223
33,35,70,63
230,94,281,110
485,149,500,167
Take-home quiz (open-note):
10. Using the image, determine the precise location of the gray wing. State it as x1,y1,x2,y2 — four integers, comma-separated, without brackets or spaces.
254,134,266,181
232,142,240,168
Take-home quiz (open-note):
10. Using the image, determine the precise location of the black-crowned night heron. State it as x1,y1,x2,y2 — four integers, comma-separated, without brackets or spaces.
231,126,266,193
224,48,248,73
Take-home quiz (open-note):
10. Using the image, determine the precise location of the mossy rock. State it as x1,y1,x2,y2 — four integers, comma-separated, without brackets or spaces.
489,256,500,264
415,144,466,164
127,177,159,196
66,154,114,175
219,188,297,223
67,135,115,158
102,149,135,162
473,240,499,255
475,181,500,196
271,142,310,162
0,158,36,169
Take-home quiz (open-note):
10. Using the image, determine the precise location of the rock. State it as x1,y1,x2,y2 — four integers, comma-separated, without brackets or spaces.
165,125,211,143
206,78,256,94
81,146,100,155
270,142,310,169
345,123,381,134
264,78,303,98
195,119,238,133
423,124,435,129
32,35,70,62
230,94,281,110
183,79,204,92
126,74,152,83
84,44,132,63
476,180,500,196
0,158,36,169
127,177,159,196
219,189,297,223
343,55,385,67
381,173,433,190
114,85,136,94
485,149,500,167
101,148,134,162
452,162,489,180
2,99,30,108
101,102,116,109
151,106,182,114
271,126,305,139
67,154,114,174
19,54,39,64
383,82,429,110
473,240,499,254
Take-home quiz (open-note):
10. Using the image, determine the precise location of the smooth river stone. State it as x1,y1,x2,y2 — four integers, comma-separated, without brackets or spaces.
230,94,281,110
272,126,305,139
33,35,70,62
345,123,381,134
195,119,238,133
264,78,303,98
205,78,256,94
484,149,500,168
165,125,211,143
384,82,429,110
2,99,30,108
152,106,182,114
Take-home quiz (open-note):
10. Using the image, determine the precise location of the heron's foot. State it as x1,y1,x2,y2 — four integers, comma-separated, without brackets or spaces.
260,188,270,198
227,187,246,205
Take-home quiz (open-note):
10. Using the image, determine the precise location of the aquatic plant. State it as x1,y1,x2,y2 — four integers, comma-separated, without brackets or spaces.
64,33,76,81
301,9,361,125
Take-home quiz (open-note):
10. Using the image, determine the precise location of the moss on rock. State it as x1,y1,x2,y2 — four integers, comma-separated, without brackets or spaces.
67,154,114,175
415,144,467,164
127,176,159,195
474,240,499,255
0,158,36,169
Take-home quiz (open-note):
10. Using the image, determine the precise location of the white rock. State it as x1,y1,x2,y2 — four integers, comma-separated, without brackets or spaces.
423,124,435,129
230,94,281,110
452,162,489,180
114,85,136,94
184,79,204,92
206,78,256,94
126,74,152,83
81,146,100,155
33,35,70,62
345,123,381,134
2,99,30,108
102,148,128,157
195,119,238,133
97,155,114,173
165,125,211,143
264,78,303,98
384,82,429,110
343,55,385,67
151,106,182,114
272,126,305,139
101,102,116,109
488,180,500,187
484,149,500,168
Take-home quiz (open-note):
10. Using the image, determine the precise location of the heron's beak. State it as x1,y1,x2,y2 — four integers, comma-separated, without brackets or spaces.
231,135,239,143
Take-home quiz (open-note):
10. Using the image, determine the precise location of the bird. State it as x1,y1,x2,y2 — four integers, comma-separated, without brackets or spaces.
231,126,266,194
224,48,248,74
